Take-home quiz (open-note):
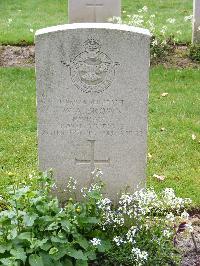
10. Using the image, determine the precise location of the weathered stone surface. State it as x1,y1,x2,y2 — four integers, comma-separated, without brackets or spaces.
35,23,150,200
68,0,121,23
193,0,200,43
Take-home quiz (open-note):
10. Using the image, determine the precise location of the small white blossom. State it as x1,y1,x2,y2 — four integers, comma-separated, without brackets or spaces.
166,212,175,223
185,223,193,233
181,211,189,220
184,15,193,22
113,236,125,246
163,229,172,238
90,238,101,246
132,247,148,262
166,18,176,24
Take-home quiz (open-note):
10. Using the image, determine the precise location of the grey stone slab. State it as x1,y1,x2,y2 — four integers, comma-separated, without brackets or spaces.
68,0,121,23
193,0,200,43
35,23,150,200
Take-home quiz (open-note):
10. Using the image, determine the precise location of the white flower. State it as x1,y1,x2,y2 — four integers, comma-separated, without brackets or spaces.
192,134,196,140
132,247,148,261
142,6,148,12
91,168,103,178
185,223,193,233
184,15,193,22
29,28,34,33
166,212,175,223
90,238,101,246
181,211,189,220
113,236,125,246
163,229,172,238
166,18,176,24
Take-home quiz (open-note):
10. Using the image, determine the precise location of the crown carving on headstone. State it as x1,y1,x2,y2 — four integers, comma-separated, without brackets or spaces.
84,37,101,53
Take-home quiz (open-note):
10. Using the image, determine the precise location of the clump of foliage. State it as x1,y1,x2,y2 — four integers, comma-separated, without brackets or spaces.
189,44,200,62
0,170,192,265
109,6,192,61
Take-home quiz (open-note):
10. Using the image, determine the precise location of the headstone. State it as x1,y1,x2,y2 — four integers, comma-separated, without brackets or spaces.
35,23,150,200
68,0,121,23
193,0,200,43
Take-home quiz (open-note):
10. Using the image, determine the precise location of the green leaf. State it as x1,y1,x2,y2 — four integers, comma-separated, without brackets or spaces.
18,232,32,241
97,240,111,253
40,242,52,251
7,228,17,240
80,217,99,224
85,250,96,260
75,236,89,250
60,220,72,232
51,246,68,260
49,247,59,255
75,260,88,266
29,254,44,266
40,252,55,266
23,213,38,226
62,258,73,266
0,244,8,253
10,247,27,263
0,257,19,266
66,248,87,260
47,222,59,231
51,236,67,244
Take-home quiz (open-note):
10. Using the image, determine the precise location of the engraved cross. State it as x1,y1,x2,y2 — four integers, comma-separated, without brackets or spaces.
86,1,104,22
75,140,110,175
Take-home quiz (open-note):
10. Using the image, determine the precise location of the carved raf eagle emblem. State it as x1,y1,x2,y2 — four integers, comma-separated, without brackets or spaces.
61,37,120,93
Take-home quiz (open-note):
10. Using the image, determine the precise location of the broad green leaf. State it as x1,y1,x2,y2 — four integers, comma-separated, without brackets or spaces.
66,248,87,260
75,260,88,266
23,213,38,227
29,254,44,266
60,220,72,232
7,228,17,240
62,258,73,266
51,246,68,260
10,248,27,263
47,222,59,231
80,217,99,224
49,247,59,255
0,244,7,253
75,237,89,250
97,240,111,253
51,236,67,244
40,242,52,251
18,232,32,241
40,252,55,266
0,257,18,266
85,250,96,260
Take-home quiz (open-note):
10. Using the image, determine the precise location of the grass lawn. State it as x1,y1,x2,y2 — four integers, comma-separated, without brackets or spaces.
0,67,199,205
0,0,192,45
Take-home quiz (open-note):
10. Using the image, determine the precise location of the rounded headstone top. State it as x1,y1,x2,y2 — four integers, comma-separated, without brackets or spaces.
35,23,150,37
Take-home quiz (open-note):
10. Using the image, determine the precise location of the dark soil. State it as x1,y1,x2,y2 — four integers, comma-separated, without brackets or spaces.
0,44,200,69
151,45,200,69
0,45,35,67
177,215,200,266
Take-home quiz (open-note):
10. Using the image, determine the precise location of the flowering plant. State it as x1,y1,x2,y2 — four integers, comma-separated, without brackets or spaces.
0,170,192,265
109,6,193,61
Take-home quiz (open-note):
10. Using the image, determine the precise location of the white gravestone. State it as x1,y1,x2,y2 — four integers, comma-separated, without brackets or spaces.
35,24,150,200
68,0,121,23
193,0,200,43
